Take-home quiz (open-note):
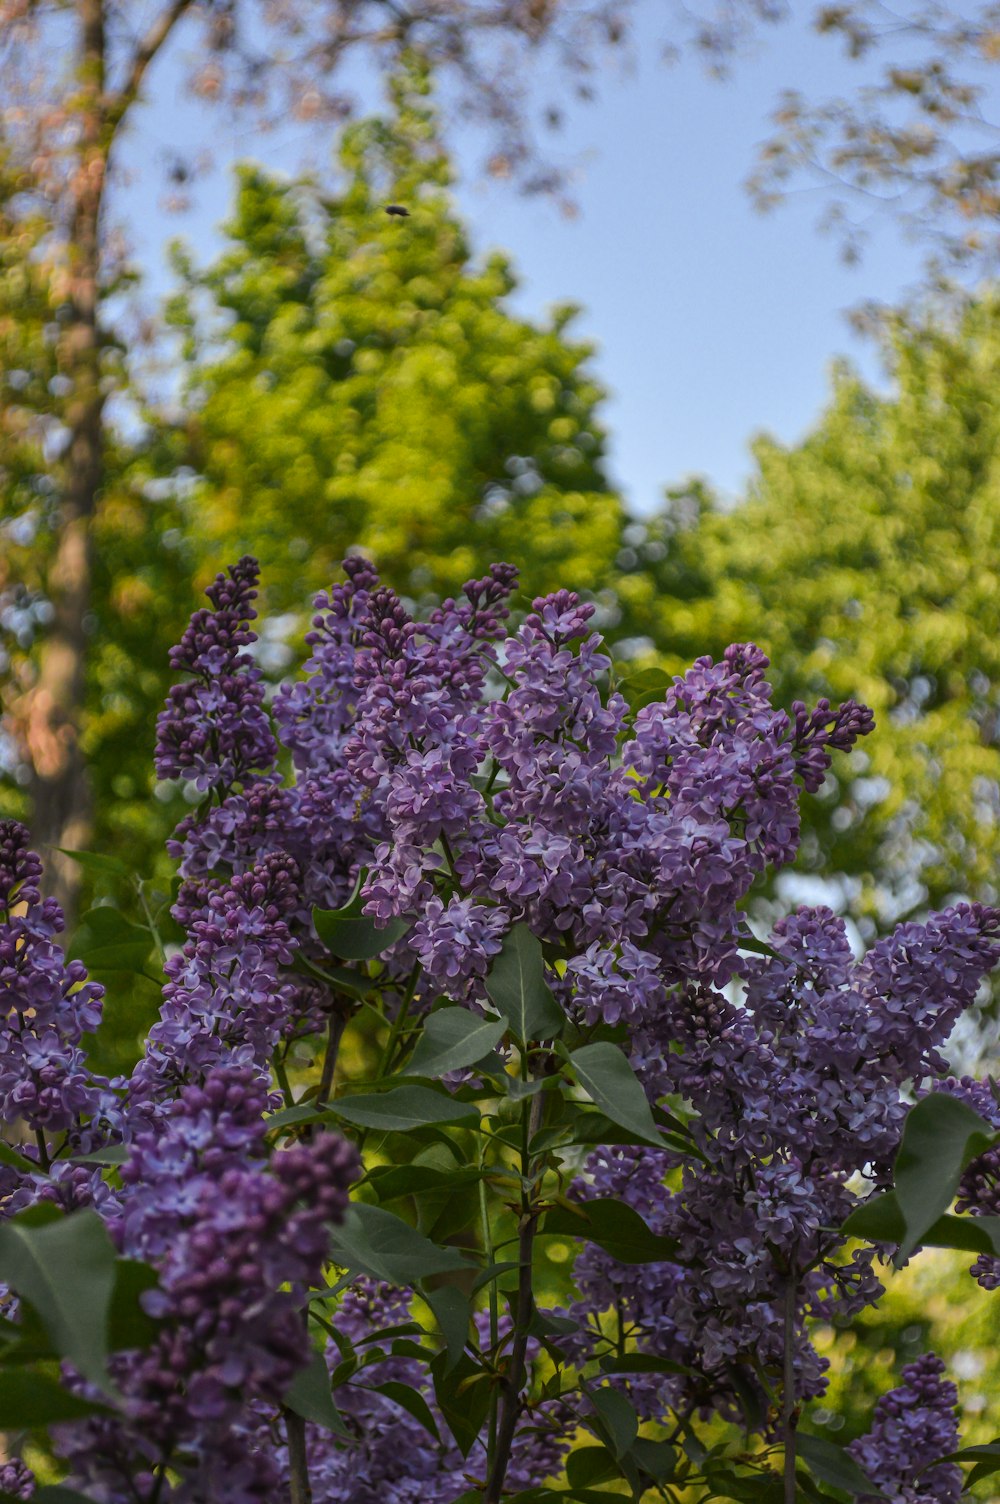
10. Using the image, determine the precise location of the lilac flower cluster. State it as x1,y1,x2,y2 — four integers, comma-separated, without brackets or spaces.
0,820,106,1138
2,551,993,1503
155,554,275,796
59,1063,357,1503
568,899,1000,1420
127,853,307,1116
849,1353,962,1504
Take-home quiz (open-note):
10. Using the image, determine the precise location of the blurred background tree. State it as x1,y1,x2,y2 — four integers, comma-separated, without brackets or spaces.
168,62,624,614
0,66,629,901
622,294,1000,933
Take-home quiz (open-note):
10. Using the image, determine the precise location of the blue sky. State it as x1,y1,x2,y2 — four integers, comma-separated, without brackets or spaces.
120,5,931,514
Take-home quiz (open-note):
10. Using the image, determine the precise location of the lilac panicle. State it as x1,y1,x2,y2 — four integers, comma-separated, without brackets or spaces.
849,1353,962,1504
0,820,108,1139
155,556,276,796
60,1063,358,1504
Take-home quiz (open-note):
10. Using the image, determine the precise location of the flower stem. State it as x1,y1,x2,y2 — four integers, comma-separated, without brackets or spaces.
285,1408,313,1504
483,1085,545,1504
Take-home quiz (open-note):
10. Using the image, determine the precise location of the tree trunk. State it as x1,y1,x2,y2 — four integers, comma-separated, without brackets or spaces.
27,0,107,921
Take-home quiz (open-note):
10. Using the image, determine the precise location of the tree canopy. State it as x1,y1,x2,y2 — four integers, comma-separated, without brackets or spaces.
168,66,624,615
626,294,1000,929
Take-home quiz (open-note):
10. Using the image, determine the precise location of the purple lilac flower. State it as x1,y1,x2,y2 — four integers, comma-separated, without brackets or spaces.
571,901,999,1425
849,1354,962,1504
0,1460,34,1498
0,821,110,1143
127,854,307,1116
155,555,276,797
60,1063,358,1504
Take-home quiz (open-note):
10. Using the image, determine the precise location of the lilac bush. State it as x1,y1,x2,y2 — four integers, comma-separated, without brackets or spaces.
0,554,997,1503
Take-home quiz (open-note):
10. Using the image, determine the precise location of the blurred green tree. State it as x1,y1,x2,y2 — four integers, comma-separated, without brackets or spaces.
168,64,625,615
1,66,625,893
624,296,1000,930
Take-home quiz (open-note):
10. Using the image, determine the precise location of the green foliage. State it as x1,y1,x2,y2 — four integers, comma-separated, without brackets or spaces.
627,297,1000,927
167,62,625,616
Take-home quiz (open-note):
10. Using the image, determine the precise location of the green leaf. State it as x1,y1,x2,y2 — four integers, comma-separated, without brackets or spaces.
408,1008,508,1077
0,1205,119,1393
485,923,565,1044
0,1368,109,1426
283,1350,349,1435
108,1258,161,1352
941,1441,1000,1487
599,1353,693,1377
542,1197,678,1264
844,1190,1000,1255
424,1283,470,1373
893,1093,1000,1261
365,1163,485,1203
565,1445,622,1488
68,906,153,975
618,666,674,709
71,1143,128,1166
313,905,411,960
567,1043,660,1146
328,1204,473,1283
325,1085,480,1133
589,1385,638,1459
797,1432,883,1496
374,1380,441,1440
431,1349,493,1456
56,847,130,880
632,1438,678,1481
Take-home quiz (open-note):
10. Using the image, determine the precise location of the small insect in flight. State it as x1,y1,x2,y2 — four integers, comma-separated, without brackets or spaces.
385,204,410,218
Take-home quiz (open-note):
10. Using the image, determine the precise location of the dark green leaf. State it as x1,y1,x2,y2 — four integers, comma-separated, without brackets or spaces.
328,1204,473,1283
485,923,565,1044
325,1086,479,1133
589,1385,638,1459
283,1350,349,1435
313,905,411,960
542,1197,678,1264
0,1368,109,1426
844,1191,1000,1256
600,1353,693,1377
471,1260,520,1294
374,1380,441,1440
797,1433,883,1496
265,1103,321,1132
0,1206,119,1393
424,1284,470,1373
68,907,153,975
567,1044,660,1146
365,1163,485,1203
703,1462,785,1504
431,1349,493,1456
941,1440,1000,1485
56,847,130,880
632,1438,678,1481
71,1143,128,1166
407,1009,508,1077
893,1092,1000,1262
565,1445,622,1488
108,1258,161,1352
